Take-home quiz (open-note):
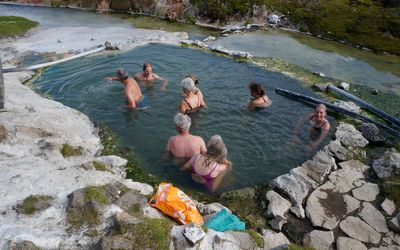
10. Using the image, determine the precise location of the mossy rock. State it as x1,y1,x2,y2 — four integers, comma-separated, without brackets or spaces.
285,243,316,250
60,144,83,158
18,195,52,214
0,16,38,38
85,186,108,204
245,229,264,248
67,202,102,227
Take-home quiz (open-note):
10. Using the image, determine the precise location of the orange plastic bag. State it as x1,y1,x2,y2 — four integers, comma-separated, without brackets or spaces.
149,182,204,225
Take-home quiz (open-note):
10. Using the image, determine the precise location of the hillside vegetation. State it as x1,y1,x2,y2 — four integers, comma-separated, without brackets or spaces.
191,0,400,54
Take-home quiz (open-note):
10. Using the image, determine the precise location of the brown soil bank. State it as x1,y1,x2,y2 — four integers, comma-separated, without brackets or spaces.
3,0,400,54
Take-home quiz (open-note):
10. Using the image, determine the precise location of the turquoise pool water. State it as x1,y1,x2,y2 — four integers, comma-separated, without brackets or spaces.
34,44,334,192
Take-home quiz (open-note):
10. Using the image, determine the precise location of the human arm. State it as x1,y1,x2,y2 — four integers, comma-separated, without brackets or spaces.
180,155,196,172
179,101,186,114
199,138,207,154
104,76,119,81
154,73,169,91
162,137,173,161
198,91,207,108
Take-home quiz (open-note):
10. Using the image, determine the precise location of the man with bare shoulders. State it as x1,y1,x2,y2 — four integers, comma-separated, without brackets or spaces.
164,113,207,166
135,63,168,91
105,68,144,109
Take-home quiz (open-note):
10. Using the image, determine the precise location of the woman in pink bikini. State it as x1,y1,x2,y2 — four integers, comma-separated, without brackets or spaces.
180,135,231,192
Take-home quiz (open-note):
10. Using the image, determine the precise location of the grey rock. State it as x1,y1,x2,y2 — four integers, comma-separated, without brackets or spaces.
312,150,337,171
301,160,333,183
389,214,400,233
115,190,147,213
271,173,309,219
0,125,6,143
372,148,400,178
303,230,334,250
359,123,384,142
383,236,393,245
352,183,380,201
7,240,38,250
339,82,350,90
339,160,369,173
359,202,389,233
333,101,361,114
369,246,400,250
202,36,216,42
353,179,366,187
266,190,291,218
372,88,379,95
339,216,381,244
306,181,348,230
381,198,396,216
183,223,206,245
395,233,400,245
142,205,164,219
121,179,153,195
95,155,128,177
328,168,365,193
268,216,287,231
262,228,290,250
95,236,132,250
335,123,369,148
67,188,85,211
290,167,318,189
324,139,348,161
314,72,326,77
196,202,230,215
336,237,367,250
113,211,142,228
343,194,361,214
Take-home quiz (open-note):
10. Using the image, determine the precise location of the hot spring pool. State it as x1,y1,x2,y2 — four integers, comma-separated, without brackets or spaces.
33,44,335,192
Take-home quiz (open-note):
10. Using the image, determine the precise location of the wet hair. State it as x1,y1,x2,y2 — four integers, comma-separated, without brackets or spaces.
186,74,199,85
174,113,191,131
203,135,228,167
143,63,152,71
248,82,266,97
116,68,129,80
182,77,196,92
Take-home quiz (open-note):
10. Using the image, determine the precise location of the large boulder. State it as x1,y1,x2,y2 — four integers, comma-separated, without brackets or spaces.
352,182,380,202
336,237,367,250
372,148,400,178
328,168,365,193
339,216,381,244
359,202,389,233
306,181,359,230
266,190,291,218
335,123,369,148
333,101,361,114
262,229,290,250
121,179,153,195
338,160,369,173
303,230,334,250
271,173,310,218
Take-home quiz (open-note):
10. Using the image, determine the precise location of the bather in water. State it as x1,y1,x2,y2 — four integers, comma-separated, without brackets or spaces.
248,82,272,111
179,77,206,114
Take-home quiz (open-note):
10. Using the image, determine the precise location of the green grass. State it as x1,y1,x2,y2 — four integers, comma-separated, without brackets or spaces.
246,229,264,248
60,144,83,158
85,186,107,204
18,195,52,214
285,244,316,250
0,16,38,38
117,218,173,249
67,205,101,227
93,161,108,171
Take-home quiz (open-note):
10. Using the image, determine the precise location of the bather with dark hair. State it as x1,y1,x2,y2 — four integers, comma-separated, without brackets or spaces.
248,82,272,111
180,135,231,192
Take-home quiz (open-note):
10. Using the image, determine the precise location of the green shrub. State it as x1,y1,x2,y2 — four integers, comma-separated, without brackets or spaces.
85,186,107,204
61,144,83,158
93,161,108,171
18,195,52,214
